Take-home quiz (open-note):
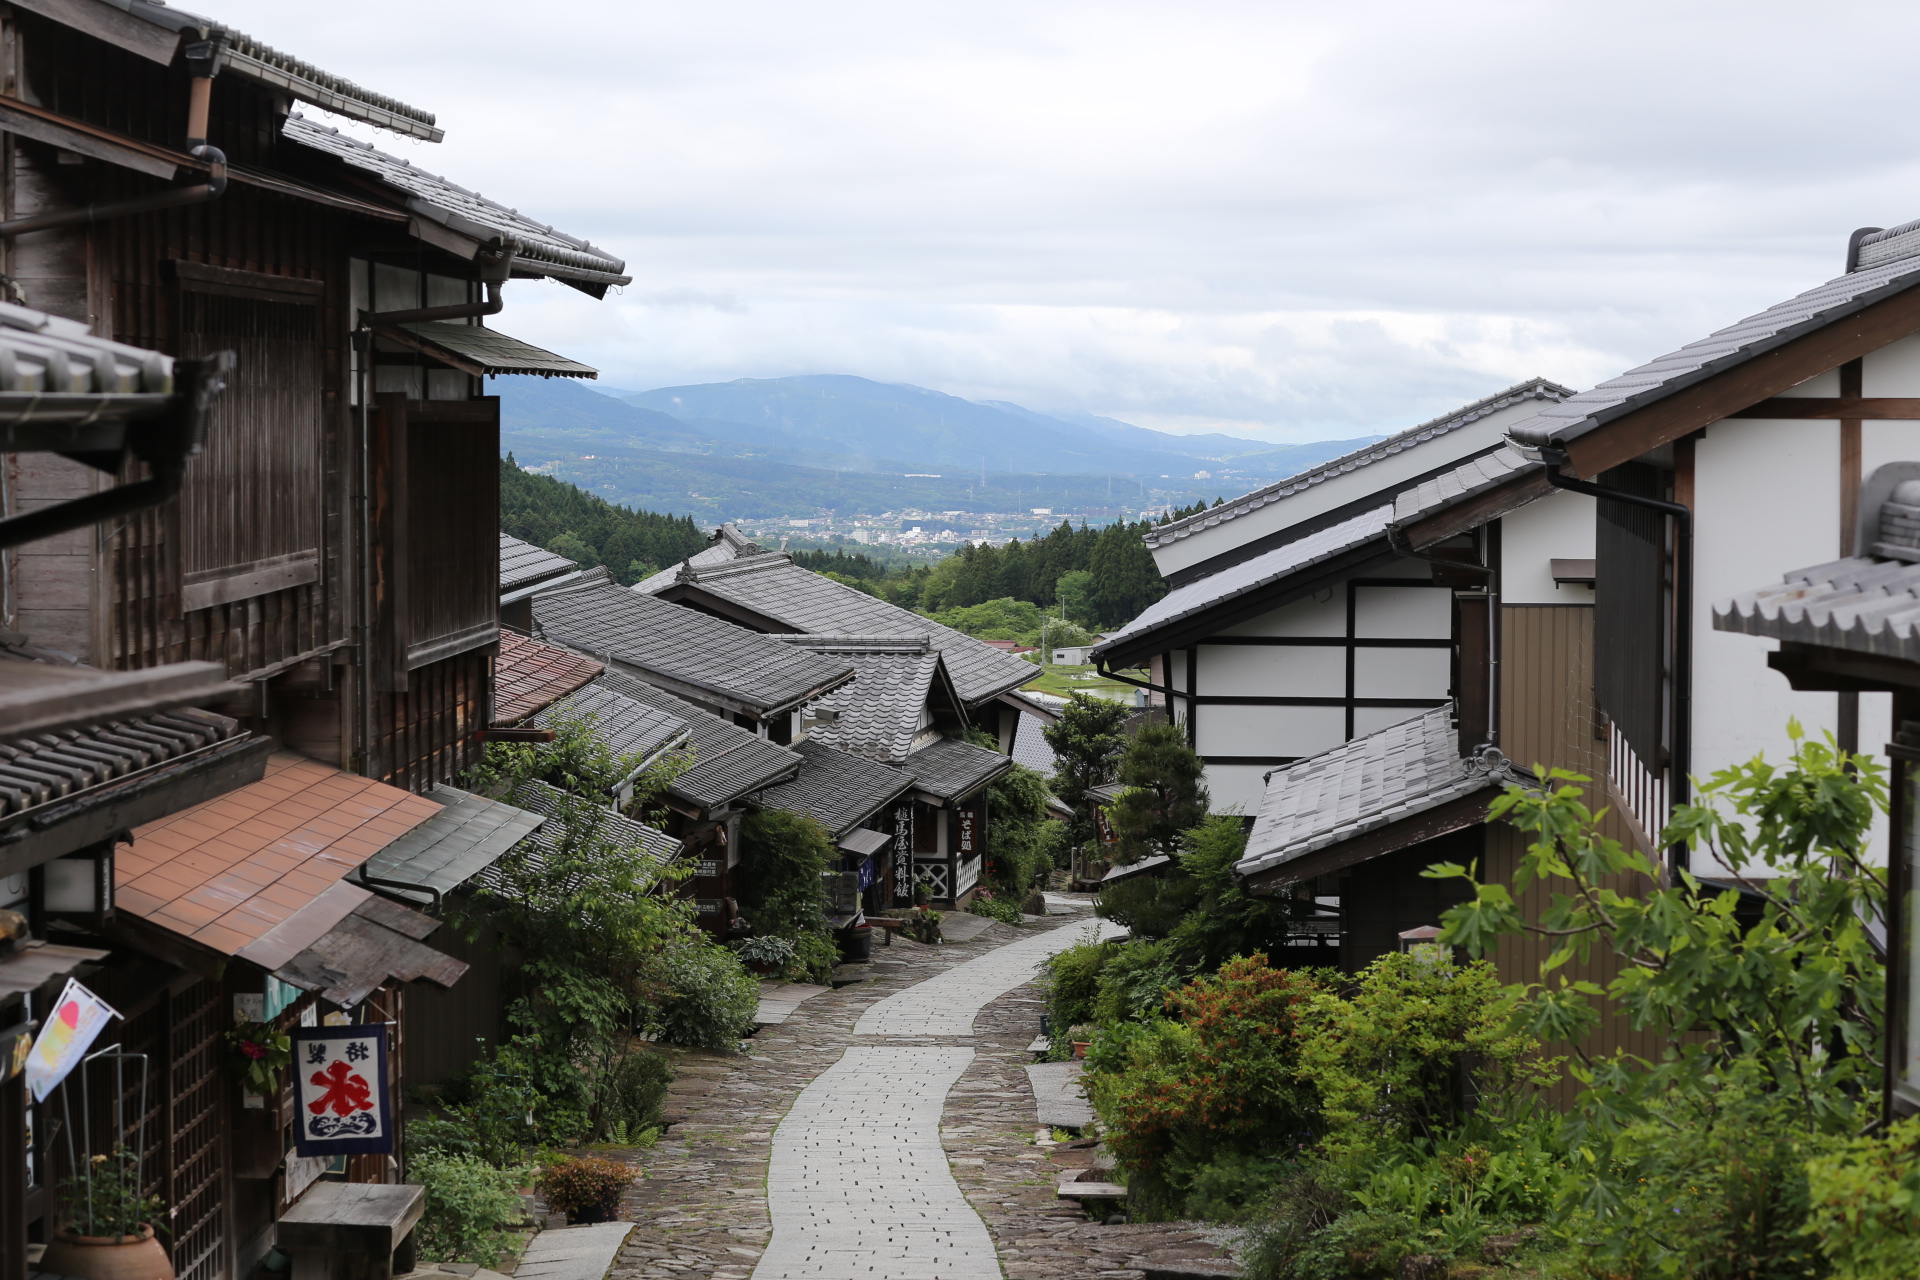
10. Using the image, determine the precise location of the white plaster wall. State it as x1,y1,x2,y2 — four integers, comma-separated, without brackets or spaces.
1196,643,1345,697
1861,333,1920,395
1353,646,1452,699
1500,489,1596,605
1353,586,1452,637
1150,398,1548,578
1196,704,1344,758
1218,587,1346,636
1208,764,1269,815
1693,418,1844,861
1354,705,1433,737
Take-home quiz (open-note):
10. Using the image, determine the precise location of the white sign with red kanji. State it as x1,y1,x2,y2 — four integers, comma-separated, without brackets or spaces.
289,1024,392,1157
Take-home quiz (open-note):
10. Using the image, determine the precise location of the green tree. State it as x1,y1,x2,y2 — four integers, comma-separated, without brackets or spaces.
1043,693,1134,848
1054,569,1096,628
1107,723,1210,863
547,530,598,568
735,809,840,982
1089,521,1168,627
1165,815,1294,971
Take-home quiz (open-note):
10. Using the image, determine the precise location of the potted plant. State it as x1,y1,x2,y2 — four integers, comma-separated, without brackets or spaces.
538,1155,638,1224
225,1020,291,1098
729,935,796,977
227,1018,294,1178
905,905,943,944
1069,1023,1096,1060
41,1147,172,1280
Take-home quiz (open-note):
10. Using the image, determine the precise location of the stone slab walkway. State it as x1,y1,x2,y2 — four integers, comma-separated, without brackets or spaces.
605,917,1238,1280
756,1047,996,1279
854,919,1123,1036
1024,1062,1094,1129
755,982,832,1025
517,1222,636,1280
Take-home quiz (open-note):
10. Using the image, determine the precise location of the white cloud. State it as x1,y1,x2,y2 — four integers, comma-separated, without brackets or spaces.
215,0,1920,442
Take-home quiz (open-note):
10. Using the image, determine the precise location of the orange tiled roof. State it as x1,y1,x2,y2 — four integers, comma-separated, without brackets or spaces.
494,630,603,723
119,753,441,967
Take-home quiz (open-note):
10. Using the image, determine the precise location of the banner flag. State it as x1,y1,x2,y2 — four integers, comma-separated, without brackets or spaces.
290,1024,393,1157
25,979,118,1103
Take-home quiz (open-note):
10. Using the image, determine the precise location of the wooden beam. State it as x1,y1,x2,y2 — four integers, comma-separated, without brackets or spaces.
1391,468,1554,552
1562,282,1920,478
1727,396,1920,418
1766,644,1920,694
7,0,179,64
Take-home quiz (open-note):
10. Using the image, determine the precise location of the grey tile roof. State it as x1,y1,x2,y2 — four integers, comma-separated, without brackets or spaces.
799,651,941,765
534,683,691,763
353,785,548,906
383,322,597,379
500,533,578,594
534,581,854,716
284,115,629,293
1010,711,1059,777
1092,504,1394,661
903,736,1013,802
1507,249,1920,450
0,706,244,817
591,670,803,809
128,4,439,140
1390,445,1538,526
642,544,1036,707
633,523,763,594
753,740,916,835
1713,555,1920,662
474,781,681,894
1144,380,1572,551
1235,705,1523,884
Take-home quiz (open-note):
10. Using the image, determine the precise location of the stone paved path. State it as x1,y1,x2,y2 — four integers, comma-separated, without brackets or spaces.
854,919,1122,1037
606,915,1239,1280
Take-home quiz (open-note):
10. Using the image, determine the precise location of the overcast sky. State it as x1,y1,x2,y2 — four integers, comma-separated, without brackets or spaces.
217,0,1920,442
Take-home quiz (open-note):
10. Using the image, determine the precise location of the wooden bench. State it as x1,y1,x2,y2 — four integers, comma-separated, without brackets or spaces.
277,1182,424,1280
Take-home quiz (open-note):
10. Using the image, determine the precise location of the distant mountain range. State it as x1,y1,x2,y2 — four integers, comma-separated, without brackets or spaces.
496,374,1383,522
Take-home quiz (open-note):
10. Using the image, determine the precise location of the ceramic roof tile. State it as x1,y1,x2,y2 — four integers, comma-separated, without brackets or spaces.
481,779,682,879
500,534,579,593
797,650,941,765
1507,248,1920,450
1145,380,1573,550
1235,706,1522,884
534,683,691,762
638,528,1034,706
534,581,854,715
1390,445,1538,525
122,753,441,957
285,115,628,291
1009,711,1059,777
0,707,243,818
1093,504,1394,660
753,740,916,836
1713,554,1920,662
589,670,803,809
492,631,605,724
901,736,1013,802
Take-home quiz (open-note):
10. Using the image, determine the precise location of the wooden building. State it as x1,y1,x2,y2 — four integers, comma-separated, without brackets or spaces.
0,5,623,1276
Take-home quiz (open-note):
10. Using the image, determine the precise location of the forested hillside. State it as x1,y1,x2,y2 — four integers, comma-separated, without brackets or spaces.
501,456,707,584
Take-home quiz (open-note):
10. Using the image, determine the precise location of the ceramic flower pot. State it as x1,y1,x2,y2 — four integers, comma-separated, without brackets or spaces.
1072,1041,1091,1059
40,1225,174,1280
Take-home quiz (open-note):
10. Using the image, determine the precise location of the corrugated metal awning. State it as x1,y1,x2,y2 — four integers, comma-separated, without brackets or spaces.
376,321,598,379
0,940,108,999
837,828,891,857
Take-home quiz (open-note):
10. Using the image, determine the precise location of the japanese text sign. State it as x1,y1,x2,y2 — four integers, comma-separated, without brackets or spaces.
25,979,117,1103
290,1024,392,1156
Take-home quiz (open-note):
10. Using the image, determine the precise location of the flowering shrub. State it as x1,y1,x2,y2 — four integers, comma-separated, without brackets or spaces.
225,1020,290,1097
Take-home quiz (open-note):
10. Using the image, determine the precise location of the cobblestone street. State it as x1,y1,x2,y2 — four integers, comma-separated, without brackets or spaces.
605,915,1240,1280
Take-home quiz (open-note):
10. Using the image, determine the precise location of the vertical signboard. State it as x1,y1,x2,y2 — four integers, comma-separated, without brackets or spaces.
1894,748,1920,1116
892,804,914,906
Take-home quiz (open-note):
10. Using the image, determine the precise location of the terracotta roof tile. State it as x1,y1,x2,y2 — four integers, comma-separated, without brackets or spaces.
494,631,605,723
121,752,443,958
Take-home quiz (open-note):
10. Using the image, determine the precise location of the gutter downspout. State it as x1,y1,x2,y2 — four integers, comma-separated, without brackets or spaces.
1538,450,1693,873
360,246,514,327
0,43,226,240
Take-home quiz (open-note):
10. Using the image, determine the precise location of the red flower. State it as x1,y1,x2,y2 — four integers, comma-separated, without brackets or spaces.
240,1041,267,1060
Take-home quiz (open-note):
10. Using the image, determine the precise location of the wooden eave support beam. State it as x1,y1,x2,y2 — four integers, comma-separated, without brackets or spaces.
1729,397,1920,418
1558,282,1920,479
1238,787,1498,896
1765,643,1920,694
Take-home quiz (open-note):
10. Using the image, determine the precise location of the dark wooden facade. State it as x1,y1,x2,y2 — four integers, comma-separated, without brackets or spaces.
0,9,533,1278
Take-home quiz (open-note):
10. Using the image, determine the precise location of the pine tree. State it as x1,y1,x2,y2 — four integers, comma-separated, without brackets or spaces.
1106,722,1210,864
1042,693,1135,850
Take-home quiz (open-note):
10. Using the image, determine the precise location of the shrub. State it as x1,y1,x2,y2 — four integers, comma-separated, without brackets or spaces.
729,935,796,968
1091,938,1187,1025
586,1047,672,1143
410,1153,533,1266
418,1039,553,1165
904,906,943,944
1084,956,1322,1216
788,929,840,982
1105,724,1209,863
736,809,832,938
1042,938,1114,1046
1805,1115,1920,1278
646,938,758,1049
1166,815,1293,971
539,1156,638,1225
968,890,1024,924
1297,951,1551,1157
1095,868,1201,938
